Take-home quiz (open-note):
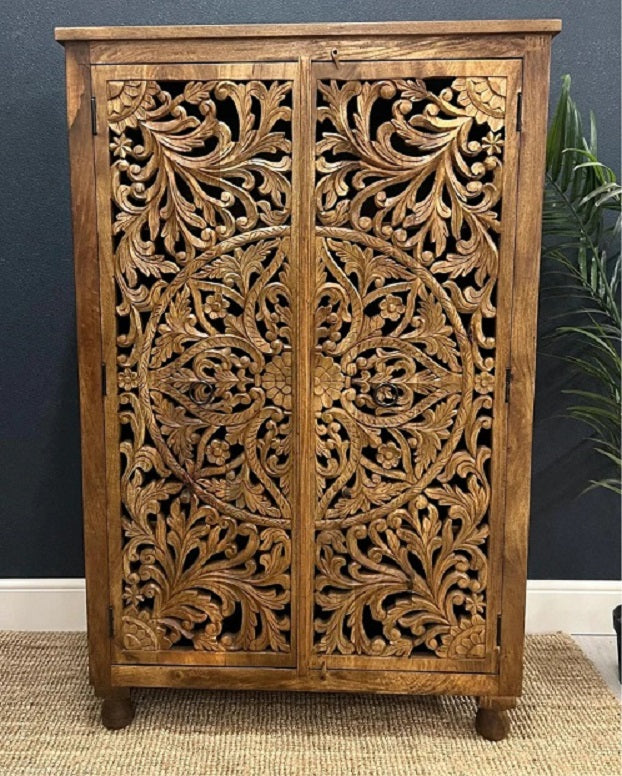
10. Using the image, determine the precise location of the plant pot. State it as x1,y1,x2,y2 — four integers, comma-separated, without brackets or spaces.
614,605,621,683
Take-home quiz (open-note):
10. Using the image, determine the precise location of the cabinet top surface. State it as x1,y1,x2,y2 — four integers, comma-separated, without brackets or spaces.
55,19,561,43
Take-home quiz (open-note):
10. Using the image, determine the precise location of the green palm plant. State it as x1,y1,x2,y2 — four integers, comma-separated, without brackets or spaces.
543,74,621,494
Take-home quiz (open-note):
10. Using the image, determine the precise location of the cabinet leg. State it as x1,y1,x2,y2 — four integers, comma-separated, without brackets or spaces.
475,696,515,741
101,689,134,730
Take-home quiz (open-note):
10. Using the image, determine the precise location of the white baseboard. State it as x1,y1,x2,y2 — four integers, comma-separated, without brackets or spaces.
0,578,87,631
525,579,621,635
0,578,620,635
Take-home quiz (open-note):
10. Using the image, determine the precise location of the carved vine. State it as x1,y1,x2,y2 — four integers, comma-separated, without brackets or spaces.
108,79,294,652
313,76,506,659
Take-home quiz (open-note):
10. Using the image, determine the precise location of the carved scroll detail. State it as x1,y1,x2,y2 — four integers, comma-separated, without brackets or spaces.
108,79,294,653
313,76,505,659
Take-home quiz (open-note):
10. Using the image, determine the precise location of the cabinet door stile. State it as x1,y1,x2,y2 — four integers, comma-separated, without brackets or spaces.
293,55,317,677
91,62,299,668
91,66,122,660
483,61,523,662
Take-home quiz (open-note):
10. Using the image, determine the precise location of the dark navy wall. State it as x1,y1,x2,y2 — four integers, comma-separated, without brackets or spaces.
0,1,619,578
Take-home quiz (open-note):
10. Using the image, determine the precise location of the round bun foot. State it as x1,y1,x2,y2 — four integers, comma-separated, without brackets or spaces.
101,695,135,730
475,707,510,741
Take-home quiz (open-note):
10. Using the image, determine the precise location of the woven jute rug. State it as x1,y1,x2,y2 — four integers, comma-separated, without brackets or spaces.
0,632,619,776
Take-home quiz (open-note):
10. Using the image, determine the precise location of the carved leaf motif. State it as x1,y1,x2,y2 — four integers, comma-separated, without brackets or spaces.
151,286,202,368
313,72,505,660
410,286,462,371
109,77,294,655
150,393,202,462
315,76,505,275
121,500,291,652
405,396,462,479
108,78,292,293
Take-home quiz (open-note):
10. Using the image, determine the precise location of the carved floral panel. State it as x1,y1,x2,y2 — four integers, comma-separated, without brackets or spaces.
106,78,294,655
313,75,507,659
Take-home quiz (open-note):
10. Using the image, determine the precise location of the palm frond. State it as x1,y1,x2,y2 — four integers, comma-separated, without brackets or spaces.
543,75,621,494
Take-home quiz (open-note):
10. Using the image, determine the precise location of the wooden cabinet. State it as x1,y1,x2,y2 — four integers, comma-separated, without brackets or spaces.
57,20,560,739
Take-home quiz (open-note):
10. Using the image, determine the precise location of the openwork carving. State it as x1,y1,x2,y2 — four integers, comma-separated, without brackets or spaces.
108,78,294,654
313,76,506,658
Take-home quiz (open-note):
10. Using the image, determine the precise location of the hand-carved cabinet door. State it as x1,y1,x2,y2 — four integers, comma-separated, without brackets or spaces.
309,60,522,673
92,64,298,667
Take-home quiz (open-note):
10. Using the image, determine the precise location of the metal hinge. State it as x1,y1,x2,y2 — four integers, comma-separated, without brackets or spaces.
496,613,502,648
504,367,512,403
90,96,98,135
516,91,523,132
101,363,107,396
108,606,114,638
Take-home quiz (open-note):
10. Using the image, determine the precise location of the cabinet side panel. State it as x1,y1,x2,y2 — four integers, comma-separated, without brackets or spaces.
64,42,111,691
500,35,553,696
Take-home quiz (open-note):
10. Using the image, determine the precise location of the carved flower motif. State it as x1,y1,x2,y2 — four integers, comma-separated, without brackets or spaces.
379,294,406,321
263,352,292,410
122,581,144,607
452,77,506,132
118,367,138,391
438,615,486,658
314,355,345,411
464,592,485,615
377,441,401,469
121,611,160,650
474,372,495,394
481,131,504,157
206,439,231,466
107,80,159,133
203,291,229,320
110,132,133,159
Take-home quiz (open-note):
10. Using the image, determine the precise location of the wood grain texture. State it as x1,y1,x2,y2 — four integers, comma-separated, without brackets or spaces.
86,36,536,66
498,35,554,699
111,663,500,695
63,41,111,694
59,24,558,727
295,55,316,679
55,20,562,41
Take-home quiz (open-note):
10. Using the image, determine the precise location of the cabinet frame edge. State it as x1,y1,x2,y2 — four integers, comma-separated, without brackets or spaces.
497,33,554,697
61,29,557,699
64,41,112,694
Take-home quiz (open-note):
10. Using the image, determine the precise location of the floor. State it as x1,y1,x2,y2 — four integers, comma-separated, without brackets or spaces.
2,632,620,776
573,634,620,699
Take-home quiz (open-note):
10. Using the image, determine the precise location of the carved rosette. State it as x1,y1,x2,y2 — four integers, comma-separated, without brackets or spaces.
107,78,294,654
313,76,505,659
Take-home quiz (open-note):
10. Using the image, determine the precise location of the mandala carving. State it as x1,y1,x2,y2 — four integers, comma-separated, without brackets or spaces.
313,76,506,658
107,78,294,654
105,70,509,665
